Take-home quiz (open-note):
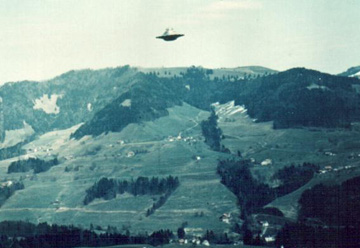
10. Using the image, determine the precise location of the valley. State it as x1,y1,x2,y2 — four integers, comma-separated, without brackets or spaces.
0,66,359,247
0,103,238,235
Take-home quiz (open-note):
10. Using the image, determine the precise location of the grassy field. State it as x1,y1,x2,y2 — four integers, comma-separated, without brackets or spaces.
0,103,237,235
216,101,360,219
2,100,360,237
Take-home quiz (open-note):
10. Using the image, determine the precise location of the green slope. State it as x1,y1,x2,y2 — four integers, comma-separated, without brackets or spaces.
0,103,238,235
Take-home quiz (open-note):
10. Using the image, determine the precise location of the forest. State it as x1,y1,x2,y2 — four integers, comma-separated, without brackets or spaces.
84,176,179,205
0,221,173,248
276,176,360,247
236,68,360,129
7,157,59,174
70,67,360,140
217,159,275,217
0,181,24,206
299,176,360,226
272,162,319,196
0,142,26,161
201,108,223,152
217,159,318,217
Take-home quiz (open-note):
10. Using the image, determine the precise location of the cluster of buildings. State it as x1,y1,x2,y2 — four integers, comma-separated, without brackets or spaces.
178,238,210,246
27,146,53,153
319,165,355,174
167,134,198,145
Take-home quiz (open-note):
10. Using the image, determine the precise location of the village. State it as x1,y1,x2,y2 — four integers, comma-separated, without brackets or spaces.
21,130,204,164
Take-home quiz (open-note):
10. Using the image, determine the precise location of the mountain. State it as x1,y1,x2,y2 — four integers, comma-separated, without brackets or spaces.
236,67,360,128
1,65,360,244
71,73,183,139
138,66,277,80
338,66,360,78
71,66,278,139
8,65,357,143
0,66,137,134
2,65,273,141
72,67,360,140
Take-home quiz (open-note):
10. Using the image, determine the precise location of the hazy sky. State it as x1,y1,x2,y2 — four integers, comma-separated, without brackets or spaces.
0,0,359,83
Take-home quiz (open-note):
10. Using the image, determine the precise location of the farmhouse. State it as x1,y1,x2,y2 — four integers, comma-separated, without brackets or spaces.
324,151,336,156
219,213,231,223
265,236,276,242
202,240,210,246
261,159,272,166
1,181,13,187
324,165,332,171
261,221,269,227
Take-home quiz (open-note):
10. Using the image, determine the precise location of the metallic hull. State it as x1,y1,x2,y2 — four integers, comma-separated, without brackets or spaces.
156,34,184,41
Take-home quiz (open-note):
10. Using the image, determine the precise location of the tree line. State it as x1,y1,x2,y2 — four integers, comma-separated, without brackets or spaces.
299,176,360,226
273,162,319,196
217,159,275,217
0,181,24,207
84,176,179,205
0,221,173,248
276,176,360,247
8,157,59,174
236,68,360,129
0,142,26,161
145,190,172,217
201,108,230,153
217,159,318,218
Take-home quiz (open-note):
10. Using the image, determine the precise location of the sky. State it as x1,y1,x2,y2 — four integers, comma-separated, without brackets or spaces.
0,0,359,84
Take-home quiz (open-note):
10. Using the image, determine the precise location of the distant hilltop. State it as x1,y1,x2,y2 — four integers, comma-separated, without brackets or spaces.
137,66,278,79
338,66,360,78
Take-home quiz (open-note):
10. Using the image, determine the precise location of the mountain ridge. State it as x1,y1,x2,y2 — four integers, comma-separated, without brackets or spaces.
338,65,360,78
72,66,360,139
1,65,360,242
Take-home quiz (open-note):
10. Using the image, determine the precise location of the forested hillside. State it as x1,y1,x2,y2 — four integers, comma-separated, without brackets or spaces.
236,68,360,128
74,67,360,139
1,66,359,142
0,66,136,133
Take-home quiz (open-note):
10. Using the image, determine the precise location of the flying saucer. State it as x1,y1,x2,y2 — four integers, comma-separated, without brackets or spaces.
156,28,184,41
